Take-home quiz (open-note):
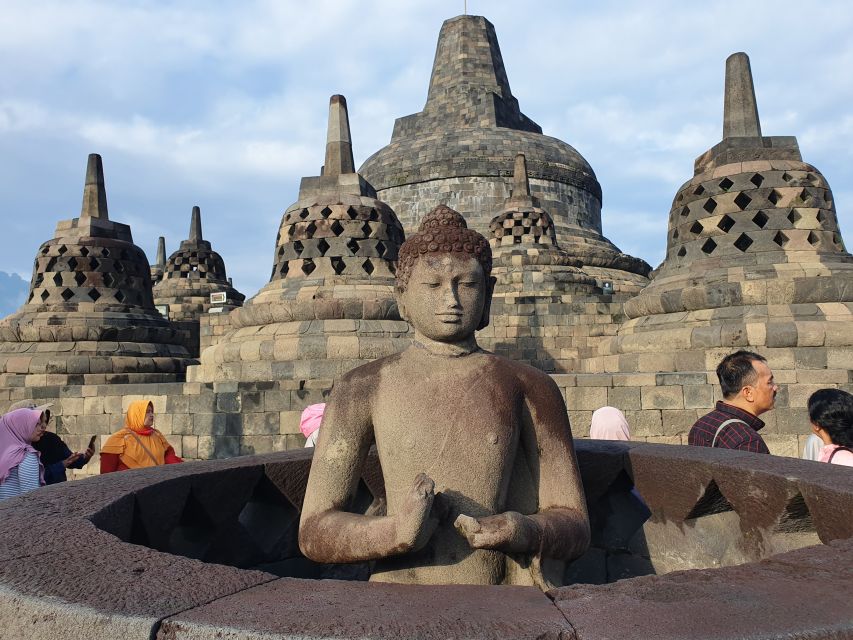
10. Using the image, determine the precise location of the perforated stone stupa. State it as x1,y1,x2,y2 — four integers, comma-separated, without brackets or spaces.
360,14,650,291
190,95,411,383
584,53,853,375
477,154,630,371
153,206,245,322
0,154,194,386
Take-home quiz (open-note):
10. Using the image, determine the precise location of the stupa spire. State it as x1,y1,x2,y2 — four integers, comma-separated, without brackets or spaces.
723,52,762,138
155,236,166,269
426,15,513,104
324,95,355,176
189,205,203,242
80,153,109,219
512,154,531,198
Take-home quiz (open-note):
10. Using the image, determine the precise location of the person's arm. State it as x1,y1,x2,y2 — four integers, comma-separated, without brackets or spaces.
456,373,590,561
299,369,437,563
100,452,120,474
42,460,67,484
164,446,183,464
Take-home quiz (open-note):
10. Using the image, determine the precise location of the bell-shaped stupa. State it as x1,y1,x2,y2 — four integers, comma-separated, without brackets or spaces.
583,53,853,374
190,96,411,383
0,154,194,386
477,155,628,371
153,206,245,322
360,14,650,290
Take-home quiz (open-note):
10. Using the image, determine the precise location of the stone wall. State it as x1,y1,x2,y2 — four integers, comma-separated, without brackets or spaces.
377,176,604,248
5,366,849,479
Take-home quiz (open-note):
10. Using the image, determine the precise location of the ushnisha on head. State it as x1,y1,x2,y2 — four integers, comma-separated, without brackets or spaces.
395,205,495,342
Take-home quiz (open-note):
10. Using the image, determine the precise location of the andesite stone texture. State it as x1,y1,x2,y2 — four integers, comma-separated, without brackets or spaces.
0,154,194,386
299,205,590,590
477,154,637,371
150,235,166,285
583,52,853,374
189,95,412,383
1,443,851,638
359,14,650,285
153,206,245,357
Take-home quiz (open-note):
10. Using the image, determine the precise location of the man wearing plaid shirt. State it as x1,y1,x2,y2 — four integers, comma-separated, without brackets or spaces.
688,351,778,454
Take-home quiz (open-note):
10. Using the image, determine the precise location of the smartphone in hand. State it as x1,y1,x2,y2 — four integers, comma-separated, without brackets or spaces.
87,435,97,450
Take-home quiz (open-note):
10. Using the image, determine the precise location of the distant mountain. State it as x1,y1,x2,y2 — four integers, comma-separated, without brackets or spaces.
0,271,29,318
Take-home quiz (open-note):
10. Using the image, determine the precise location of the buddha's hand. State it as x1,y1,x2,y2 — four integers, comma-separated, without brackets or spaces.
393,473,438,553
454,511,541,554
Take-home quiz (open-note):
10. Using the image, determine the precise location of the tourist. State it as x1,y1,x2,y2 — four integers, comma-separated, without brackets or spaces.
300,403,325,447
8,400,95,484
589,406,630,441
100,400,182,473
688,350,776,453
299,205,590,590
801,433,824,462
0,408,46,501
807,389,853,467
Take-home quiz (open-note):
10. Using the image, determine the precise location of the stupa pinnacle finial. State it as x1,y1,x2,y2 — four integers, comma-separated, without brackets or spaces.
155,236,166,269
324,95,355,176
723,52,762,139
512,154,531,198
80,153,109,219
189,205,203,242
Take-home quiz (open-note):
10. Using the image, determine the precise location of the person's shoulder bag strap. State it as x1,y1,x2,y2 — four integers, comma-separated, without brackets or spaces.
828,446,853,463
126,431,161,466
711,418,749,448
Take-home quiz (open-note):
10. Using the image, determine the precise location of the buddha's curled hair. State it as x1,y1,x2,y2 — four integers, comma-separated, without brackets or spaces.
395,205,492,290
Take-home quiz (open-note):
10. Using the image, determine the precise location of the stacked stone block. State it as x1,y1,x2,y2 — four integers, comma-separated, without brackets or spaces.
477,154,633,371
153,206,245,357
359,14,650,289
189,96,412,383
583,53,852,381
0,154,194,386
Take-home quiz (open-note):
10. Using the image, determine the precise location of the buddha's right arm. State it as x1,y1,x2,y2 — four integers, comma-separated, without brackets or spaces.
297,369,428,563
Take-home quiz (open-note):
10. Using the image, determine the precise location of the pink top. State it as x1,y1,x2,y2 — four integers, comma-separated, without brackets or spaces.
819,444,853,467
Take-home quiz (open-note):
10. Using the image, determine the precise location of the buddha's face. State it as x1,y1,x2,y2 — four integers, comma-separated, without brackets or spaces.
398,253,486,343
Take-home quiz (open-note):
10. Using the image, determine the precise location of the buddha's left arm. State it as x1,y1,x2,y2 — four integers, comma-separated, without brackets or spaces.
455,374,590,560
518,375,590,560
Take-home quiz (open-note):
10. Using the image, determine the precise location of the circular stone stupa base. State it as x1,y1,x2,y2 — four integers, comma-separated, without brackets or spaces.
1,442,851,639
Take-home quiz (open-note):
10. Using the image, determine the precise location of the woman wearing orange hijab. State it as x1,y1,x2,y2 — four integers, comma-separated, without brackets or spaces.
100,400,182,473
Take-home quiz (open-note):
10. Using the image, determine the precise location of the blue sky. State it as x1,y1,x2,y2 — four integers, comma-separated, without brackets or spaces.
1,0,851,314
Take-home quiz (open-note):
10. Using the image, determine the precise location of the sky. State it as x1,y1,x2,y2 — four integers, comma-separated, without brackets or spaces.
1,0,851,315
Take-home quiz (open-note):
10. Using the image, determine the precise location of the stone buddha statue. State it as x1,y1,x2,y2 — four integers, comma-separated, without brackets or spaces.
299,205,590,590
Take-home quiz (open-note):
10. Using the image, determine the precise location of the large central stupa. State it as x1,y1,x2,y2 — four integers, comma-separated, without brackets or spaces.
360,14,650,287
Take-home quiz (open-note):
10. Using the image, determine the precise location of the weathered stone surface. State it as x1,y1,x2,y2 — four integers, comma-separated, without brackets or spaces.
551,541,853,640
158,579,572,640
0,154,195,385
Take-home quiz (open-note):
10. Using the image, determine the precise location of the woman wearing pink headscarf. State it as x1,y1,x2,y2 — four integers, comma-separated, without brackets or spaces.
300,404,325,448
590,406,631,441
0,408,47,501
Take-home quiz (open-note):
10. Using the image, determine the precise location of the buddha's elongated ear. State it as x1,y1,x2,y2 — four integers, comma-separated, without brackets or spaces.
395,286,409,324
477,275,496,331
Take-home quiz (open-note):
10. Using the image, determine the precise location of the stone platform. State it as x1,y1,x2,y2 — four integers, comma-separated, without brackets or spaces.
1,442,851,639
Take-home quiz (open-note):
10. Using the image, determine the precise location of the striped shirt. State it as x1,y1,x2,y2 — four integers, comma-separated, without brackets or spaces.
688,401,770,454
0,452,42,501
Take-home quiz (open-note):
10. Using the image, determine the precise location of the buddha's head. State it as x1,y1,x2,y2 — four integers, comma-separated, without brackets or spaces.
395,205,494,342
